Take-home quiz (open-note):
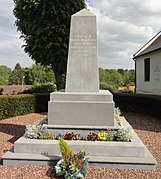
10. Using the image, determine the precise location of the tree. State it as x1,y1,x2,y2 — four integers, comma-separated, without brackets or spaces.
8,63,23,85
120,69,135,87
99,68,111,89
13,0,86,90
128,69,135,85
0,65,11,85
22,64,56,85
108,69,124,87
117,69,125,76
99,68,134,91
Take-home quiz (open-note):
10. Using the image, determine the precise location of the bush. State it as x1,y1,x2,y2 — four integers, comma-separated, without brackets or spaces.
2,91,161,120
99,82,118,94
34,93,50,112
23,83,57,94
119,90,134,94
0,93,49,120
114,93,161,117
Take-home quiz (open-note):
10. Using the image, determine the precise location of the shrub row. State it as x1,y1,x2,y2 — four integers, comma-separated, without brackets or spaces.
0,94,50,120
114,93,161,117
1,92,161,120
22,84,57,94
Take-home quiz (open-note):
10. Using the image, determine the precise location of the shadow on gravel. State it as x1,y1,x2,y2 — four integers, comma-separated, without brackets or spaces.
123,112,161,132
46,168,64,179
0,123,25,144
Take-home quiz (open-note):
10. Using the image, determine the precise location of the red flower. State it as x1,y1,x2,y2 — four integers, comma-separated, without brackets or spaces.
64,132,75,140
87,132,98,141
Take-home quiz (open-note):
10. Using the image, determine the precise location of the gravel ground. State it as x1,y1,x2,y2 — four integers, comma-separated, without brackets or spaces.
0,112,161,179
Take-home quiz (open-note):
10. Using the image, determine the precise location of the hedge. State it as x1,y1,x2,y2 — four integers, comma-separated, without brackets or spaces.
114,93,161,117
1,92,161,120
0,94,49,120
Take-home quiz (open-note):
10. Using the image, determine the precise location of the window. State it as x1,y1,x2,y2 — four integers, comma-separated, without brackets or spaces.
144,58,150,81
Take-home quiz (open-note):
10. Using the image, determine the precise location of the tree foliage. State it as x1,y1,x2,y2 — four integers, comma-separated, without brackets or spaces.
99,68,135,92
22,64,56,85
13,0,86,90
0,66,11,85
8,63,23,85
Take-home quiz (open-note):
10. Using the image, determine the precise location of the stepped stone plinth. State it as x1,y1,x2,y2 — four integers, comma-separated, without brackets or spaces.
48,90,115,126
48,9,115,127
2,117,157,170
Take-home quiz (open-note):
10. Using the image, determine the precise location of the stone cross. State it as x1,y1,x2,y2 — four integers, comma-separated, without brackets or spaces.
65,9,99,92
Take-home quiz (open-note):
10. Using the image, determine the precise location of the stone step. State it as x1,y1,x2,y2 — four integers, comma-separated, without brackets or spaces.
2,146,156,170
14,137,146,158
50,90,113,102
13,118,146,158
2,117,157,170
2,149,60,166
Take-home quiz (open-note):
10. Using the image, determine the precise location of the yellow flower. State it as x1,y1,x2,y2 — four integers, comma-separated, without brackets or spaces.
98,131,108,141
115,116,124,124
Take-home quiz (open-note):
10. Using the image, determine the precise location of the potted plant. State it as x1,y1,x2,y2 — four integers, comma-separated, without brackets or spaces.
55,137,88,179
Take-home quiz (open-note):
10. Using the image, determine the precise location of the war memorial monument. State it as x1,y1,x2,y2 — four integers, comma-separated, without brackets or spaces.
2,9,156,170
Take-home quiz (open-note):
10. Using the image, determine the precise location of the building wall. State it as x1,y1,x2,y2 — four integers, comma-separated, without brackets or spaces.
135,50,161,94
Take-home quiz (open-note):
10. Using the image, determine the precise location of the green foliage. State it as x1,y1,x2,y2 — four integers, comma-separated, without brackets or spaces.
0,93,49,119
114,107,124,126
39,131,55,140
0,94,35,119
0,63,56,86
119,89,134,94
0,66,12,85
8,63,23,85
13,0,86,89
22,64,56,85
122,69,135,86
106,133,113,141
114,93,161,117
99,68,135,92
34,93,50,112
23,83,57,94
59,137,71,160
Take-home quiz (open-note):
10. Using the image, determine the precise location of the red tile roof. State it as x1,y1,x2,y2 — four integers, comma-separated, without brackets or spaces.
0,85,32,95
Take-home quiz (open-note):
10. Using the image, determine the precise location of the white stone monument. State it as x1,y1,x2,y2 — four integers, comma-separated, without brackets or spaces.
48,9,116,127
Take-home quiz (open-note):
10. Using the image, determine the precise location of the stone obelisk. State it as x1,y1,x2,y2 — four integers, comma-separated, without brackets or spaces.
48,9,115,127
66,9,99,92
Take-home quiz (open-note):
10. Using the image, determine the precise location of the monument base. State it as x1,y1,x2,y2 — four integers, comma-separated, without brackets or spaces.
2,117,157,170
48,90,116,127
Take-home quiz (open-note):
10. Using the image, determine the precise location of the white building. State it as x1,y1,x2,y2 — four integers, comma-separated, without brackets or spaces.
133,31,161,94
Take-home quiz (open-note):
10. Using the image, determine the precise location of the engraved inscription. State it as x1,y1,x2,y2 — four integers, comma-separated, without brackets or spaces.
70,38,96,57
70,17,96,57
70,39,96,49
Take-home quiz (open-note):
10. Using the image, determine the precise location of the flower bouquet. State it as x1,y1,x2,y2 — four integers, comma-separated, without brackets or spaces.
55,137,88,179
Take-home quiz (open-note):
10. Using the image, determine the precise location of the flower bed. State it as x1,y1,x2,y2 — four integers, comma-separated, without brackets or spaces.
24,108,132,142
24,126,132,142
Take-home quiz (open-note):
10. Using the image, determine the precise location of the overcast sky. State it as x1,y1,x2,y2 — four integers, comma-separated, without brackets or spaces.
1,0,161,70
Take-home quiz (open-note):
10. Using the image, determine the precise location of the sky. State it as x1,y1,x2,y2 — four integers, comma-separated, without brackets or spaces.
1,0,161,70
